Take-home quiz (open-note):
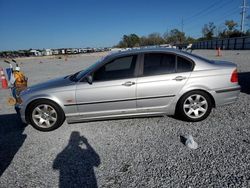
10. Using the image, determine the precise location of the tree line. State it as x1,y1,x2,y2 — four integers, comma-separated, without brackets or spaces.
0,50,32,58
116,20,250,48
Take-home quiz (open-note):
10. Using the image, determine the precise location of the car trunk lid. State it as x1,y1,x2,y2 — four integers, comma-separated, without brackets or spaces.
212,60,236,68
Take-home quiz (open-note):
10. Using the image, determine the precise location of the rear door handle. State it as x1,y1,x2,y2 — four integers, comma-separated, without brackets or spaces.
173,76,187,81
122,81,135,86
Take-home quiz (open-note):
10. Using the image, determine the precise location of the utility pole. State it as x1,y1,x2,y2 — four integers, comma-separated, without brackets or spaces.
181,17,184,33
240,0,248,32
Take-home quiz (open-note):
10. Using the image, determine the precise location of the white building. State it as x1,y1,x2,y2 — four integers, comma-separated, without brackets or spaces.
30,49,41,56
42,49,53,56
52,49,59,55
59,49,65,54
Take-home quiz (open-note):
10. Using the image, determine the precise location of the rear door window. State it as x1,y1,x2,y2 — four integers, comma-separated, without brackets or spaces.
143,53,176,76
177,56,193,72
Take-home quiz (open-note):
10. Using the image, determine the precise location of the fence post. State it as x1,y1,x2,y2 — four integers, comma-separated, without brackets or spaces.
242,37,245,50
234,38,237,50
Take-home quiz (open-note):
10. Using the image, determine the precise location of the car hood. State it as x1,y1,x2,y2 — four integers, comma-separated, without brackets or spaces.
27,76,75,93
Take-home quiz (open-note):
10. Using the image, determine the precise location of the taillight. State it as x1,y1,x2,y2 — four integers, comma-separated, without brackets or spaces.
230,69,238,83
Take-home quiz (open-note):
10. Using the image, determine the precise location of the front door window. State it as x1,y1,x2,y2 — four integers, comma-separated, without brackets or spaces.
94,55,137,81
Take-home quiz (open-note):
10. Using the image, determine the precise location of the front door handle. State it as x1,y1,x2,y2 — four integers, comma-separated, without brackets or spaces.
173,76,187,81
122,81,135,86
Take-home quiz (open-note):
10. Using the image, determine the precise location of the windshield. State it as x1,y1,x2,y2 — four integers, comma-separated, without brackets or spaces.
69,58,104,81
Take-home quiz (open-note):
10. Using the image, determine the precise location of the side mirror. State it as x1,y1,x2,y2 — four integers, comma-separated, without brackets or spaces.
85,75,93,84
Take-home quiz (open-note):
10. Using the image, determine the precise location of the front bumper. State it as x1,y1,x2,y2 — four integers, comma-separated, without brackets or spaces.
15,104,27,124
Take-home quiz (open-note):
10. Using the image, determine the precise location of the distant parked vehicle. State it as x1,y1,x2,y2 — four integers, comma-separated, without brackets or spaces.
15,48,240,131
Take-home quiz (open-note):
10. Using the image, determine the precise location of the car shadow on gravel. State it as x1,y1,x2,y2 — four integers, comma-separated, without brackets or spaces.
53,131,101,188
239,72,250,94
0,113,27,177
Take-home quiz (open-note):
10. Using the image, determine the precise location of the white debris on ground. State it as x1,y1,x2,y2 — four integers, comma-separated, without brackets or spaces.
185,135,198,149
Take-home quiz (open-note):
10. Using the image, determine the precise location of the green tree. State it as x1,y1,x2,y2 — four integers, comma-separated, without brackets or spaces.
202,22,216,40
146,32,165,45
225,20,238,31
164,29,186,44
119,34,140,48
139,36,149,46
218,20,244,38
185,36,196,43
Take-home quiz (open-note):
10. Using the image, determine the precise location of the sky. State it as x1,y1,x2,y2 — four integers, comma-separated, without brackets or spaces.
0,0,246,51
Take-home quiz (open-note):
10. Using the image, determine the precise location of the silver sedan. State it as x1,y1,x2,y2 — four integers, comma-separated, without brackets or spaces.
16,48,241,131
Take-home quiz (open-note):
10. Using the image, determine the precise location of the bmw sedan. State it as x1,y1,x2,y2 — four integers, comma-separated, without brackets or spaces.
16,48,241,131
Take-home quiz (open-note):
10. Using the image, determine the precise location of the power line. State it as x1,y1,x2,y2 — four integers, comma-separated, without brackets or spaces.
214,10,241,36
186,0,234,23
169,1,233,33
181,0,235,35
181,17,184,32
184,9,240,38
184,8,239,32
169,0,242,37
212,9,239,25
184,0,223,22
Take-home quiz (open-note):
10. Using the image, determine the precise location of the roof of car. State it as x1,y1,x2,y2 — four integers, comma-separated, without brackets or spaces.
107,47,199,60
107,47,212,65
111,47,182,56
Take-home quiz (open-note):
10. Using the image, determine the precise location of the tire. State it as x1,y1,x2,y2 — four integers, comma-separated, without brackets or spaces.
27,99,65,131
176,90,212,122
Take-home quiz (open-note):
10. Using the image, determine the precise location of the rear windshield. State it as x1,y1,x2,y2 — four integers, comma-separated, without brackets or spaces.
181,51,214,64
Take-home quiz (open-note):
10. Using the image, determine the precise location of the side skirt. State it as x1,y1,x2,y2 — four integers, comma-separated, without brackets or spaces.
66,112,166,124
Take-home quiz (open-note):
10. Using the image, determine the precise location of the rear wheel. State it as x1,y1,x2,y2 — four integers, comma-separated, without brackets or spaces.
27,100,65,131
176,91,212,122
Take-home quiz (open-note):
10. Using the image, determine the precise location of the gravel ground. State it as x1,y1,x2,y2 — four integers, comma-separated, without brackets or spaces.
0,50,250,187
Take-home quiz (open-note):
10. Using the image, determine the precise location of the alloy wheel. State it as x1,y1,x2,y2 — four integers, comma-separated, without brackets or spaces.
32,104,58,128
183,94,208,119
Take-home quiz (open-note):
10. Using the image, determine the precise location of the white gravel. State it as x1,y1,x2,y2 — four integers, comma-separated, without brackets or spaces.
0,50,250,187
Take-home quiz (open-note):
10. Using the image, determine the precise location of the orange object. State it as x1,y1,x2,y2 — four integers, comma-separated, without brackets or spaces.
0,67,8,89
13,71,27,88
7,97,16,106
216,47,222,56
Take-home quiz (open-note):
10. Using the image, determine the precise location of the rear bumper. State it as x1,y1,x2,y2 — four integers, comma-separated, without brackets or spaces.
215,87,241,93
213,85,241,106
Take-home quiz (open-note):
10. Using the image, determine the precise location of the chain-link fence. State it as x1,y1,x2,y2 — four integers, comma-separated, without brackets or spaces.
192,36,250,50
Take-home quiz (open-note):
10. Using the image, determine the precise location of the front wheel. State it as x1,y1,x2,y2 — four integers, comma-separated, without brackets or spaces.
176,91,212,122
27,100,65,131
